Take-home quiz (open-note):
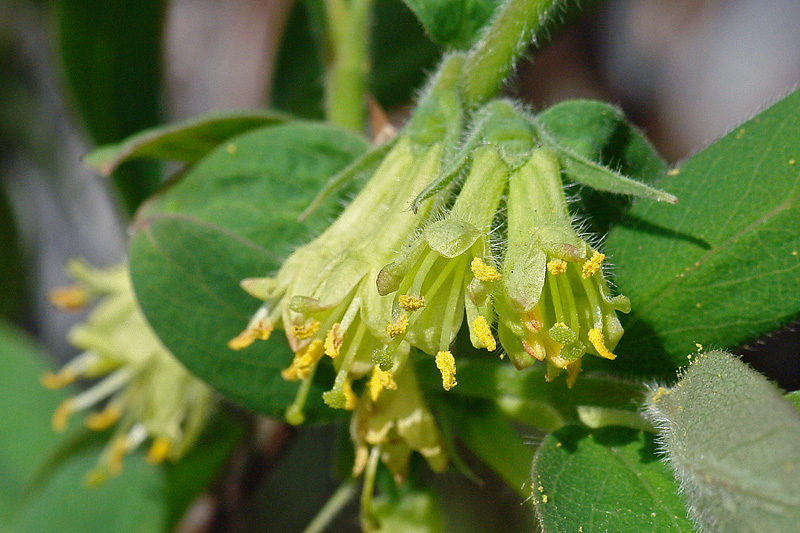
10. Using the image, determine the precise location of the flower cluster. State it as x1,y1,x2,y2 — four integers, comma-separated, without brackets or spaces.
43,260,213,485
232,75,673,480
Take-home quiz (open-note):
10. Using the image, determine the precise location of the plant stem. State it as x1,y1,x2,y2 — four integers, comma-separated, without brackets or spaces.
461,0,560,107
302,479,358,533
324,0,372,132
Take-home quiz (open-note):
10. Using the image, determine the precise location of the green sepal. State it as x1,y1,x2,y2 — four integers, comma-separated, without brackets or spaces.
422,219,483,258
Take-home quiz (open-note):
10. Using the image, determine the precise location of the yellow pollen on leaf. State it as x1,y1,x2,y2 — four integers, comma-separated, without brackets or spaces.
109,437,129,475
343,378,357,410
49,285,90,310
146,437,171,464
471,257,502,281
85,405,122,430
291,320,320,340
588,328,616,360
472,316,496,351
368,365,397,401
324,323,343,358
581,251,605,278
385,314,408,337
547,259,568,275
40,370,78,389
435,351,457,391
398,295,425,311
52,399,74,432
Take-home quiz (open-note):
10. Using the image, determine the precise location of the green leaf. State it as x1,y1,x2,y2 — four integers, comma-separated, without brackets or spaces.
401,0,502,49
0,191,29,323
11,449,167,533
645,350,800,532
535,99,668,233
449,404,533,495
0,321,71,523
84,110,287,176
418,357,645,432
129,122,367,418
605,88,800,376
54,0,166,211
532,426,694,532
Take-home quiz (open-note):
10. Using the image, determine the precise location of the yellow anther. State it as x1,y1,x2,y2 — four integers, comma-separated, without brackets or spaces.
435,351,457,391
146,437,171,464
385,314,408,338
343,378,357,410
581,251,605,278
228,329,256,350
231,318,273,349
40,370,78,389
281,339,324,381
49,285,90,310
324,323,343,358
368,365,397,402
109,437,129,475
398,295,425,311
52,399,74,432
588,328,616,360
291,321,320,340
547,259,568,275
471,257,502,281
472,316,496,351
85,405,122,430
566,359,582,389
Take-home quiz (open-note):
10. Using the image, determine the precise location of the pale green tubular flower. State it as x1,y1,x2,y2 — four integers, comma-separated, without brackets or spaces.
496,147,631,386
42,259,213,485
230,53,466,447
375,143,508,391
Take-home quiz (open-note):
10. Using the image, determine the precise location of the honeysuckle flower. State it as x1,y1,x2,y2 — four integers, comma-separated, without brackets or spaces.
496,147,631,386
42,259,213,485
375,143,509,390
231,55,465,425
352,362,447,482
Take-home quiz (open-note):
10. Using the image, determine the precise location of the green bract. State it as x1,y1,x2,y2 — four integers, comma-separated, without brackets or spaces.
43,260,213,485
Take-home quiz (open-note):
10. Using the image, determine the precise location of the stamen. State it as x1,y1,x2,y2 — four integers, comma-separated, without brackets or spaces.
49,285,90,310
581,251,605,278
385,314,408,337
343,378,357,410
471,257,502,281
146,437,171,464
40,369,78,389
291,320,320,340
588,328,616,360
281,340,324,381
324,323,343,358
228,329,257,350
472,316,496,351
368,365,397,401
398,295,425,311
435,351,457,391
108,437,129,475
566,359,582,389
85,404,122,430
52,399,74,432
547,259,568,275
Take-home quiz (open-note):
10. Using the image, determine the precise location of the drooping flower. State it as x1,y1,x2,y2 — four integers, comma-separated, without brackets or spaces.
375,142,509,390
42,259,213,485
230,55,466,426
496,147,631,386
